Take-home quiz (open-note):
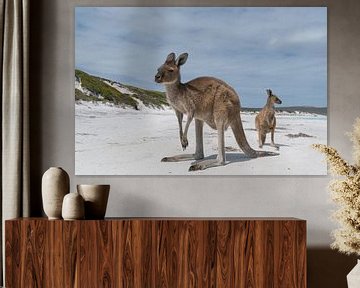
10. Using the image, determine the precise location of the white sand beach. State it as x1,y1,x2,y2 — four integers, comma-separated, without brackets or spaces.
75,101,327,175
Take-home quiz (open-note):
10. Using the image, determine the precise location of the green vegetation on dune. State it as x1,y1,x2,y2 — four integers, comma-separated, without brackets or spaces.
75,69,168,110
123,84,168,109
75,69,138,109
75,89,99,102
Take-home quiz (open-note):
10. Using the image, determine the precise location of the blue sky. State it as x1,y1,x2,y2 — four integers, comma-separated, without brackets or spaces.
75,7,327,107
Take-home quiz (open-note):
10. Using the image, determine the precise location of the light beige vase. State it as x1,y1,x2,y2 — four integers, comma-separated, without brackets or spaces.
42,167,70,219
77,184,110,219
62,192,85,220
347,259,360,288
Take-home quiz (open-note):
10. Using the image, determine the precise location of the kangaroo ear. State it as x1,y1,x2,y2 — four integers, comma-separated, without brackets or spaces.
266,89,272,96
176,53,188,66
165,53,176,64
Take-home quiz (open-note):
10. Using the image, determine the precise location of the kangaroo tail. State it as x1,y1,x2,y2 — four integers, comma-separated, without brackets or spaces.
230,115,278,158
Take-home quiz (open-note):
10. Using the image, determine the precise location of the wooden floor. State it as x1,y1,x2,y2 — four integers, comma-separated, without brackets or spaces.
5,218,306,287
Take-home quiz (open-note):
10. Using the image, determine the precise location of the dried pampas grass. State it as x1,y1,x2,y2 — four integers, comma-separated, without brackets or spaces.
313,118,360,256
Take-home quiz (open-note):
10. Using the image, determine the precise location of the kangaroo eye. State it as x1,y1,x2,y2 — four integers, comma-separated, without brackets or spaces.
168,68,174,72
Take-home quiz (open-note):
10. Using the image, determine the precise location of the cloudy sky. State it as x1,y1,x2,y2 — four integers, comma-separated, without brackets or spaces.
75,7,327,108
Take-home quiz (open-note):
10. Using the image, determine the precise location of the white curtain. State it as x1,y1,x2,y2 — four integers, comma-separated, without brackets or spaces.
0,0,30,284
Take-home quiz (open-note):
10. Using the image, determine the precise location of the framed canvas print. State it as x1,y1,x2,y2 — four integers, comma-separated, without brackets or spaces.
75,7,327,175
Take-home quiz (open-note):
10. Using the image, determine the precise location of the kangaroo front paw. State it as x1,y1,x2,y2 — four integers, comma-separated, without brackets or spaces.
181,137,188,150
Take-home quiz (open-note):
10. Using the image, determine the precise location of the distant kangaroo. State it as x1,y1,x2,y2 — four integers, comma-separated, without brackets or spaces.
255,89,282,148
155,52,277,171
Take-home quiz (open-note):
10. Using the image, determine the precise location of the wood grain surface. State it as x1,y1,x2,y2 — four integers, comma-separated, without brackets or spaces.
5,218,306,288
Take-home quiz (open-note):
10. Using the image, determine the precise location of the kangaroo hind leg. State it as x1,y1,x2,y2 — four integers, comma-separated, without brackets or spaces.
189,121,226,171
161,119,204,162
270,128,275,147
258,129,263,148
260,132,266,148
270,127,280,150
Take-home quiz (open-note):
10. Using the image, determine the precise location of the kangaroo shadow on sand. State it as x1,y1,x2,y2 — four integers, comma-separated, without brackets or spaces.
261,143,290,148
193,152,276,167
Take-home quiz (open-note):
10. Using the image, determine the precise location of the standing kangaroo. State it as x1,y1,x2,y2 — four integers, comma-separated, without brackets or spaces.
255,89,282,148
155,52,276,171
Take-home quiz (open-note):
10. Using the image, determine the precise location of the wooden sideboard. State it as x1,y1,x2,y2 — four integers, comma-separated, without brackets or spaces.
5,218,306,287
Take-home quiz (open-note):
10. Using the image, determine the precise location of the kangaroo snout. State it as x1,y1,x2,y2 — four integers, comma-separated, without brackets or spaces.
276,99,282,104
155,73,162,83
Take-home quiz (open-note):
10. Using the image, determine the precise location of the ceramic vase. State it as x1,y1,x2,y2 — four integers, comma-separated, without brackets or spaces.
77,184,110,219
42,167,70,219
347,259,360,288
62,192,85,220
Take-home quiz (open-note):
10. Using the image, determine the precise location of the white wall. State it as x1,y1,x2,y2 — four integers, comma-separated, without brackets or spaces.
31,0,360,248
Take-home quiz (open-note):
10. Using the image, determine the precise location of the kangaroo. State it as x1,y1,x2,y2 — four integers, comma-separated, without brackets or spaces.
255,89,282,148
155,52,277,171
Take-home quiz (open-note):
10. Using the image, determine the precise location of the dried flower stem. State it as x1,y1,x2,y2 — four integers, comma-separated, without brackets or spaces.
312,118,360,256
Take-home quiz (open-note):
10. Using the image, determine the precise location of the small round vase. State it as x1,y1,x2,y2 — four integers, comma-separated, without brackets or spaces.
42,167,70,219
77,184,110,219
62,192,85,220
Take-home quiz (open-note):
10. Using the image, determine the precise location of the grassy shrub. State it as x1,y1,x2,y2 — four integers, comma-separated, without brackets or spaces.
75,70,138,108
75,69,169,109
124,84,168,109
75,89,99,102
